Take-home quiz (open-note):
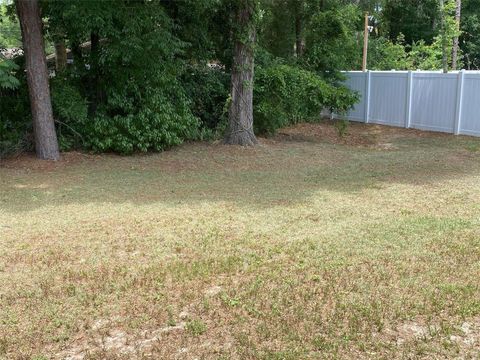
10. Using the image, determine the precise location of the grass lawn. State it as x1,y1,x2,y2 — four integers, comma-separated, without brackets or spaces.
1,122,480,359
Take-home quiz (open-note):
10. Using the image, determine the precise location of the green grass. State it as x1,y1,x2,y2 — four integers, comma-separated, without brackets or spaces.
1,122,480,359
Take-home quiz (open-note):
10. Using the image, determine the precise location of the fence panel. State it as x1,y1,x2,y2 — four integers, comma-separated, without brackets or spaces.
369,72,408,127
410,73,457,133
459,74,480,136
343,72,366,122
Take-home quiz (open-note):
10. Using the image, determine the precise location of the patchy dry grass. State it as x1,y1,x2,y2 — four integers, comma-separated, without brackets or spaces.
1,121,480,359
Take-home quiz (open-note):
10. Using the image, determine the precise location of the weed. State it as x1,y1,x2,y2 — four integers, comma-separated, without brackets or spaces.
186,319,207,336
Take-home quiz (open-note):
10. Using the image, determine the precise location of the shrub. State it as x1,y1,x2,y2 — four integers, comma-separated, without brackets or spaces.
182,64,230,136
84,83,200,154
0,58,20,90
50,76,89,151
334,118,349,137
254,63,358,135
0,58,31,157
186,319,207,336
367,35,412,71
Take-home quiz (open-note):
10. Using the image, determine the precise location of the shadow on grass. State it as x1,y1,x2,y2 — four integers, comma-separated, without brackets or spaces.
1,128,480,214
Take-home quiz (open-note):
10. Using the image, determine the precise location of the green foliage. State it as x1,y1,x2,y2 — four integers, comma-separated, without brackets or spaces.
409,1,460,71
303,4,361,76
0,4,21,48
51,78,88,126
42,0,202,155
259,0,298,58
382,0,440,44
0,57,20,89
366,1,461,71
333,118,349,137
368,35,412,70
408,40,444,70
254,61,358,135
162,0,223,63
50,77,89,151
85,87,200,154
0,71,31,157
186,319,207,336
460,0,480,69
181,64,230,135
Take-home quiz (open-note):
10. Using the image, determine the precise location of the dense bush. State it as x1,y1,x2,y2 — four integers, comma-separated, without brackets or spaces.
0,89,31,157
0,58,20,90
0,57,31,157
50,76,89,150
85,86,200,154
181,64,230,135
254,63,358,135
303,4,361,77
367,36,412,71
43,1,203,155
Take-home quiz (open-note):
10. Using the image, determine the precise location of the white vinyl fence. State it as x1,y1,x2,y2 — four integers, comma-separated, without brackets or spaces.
336,70,480,137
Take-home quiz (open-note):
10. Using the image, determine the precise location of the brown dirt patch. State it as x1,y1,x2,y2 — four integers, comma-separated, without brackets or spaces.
276,120,455,149
0,151,104,171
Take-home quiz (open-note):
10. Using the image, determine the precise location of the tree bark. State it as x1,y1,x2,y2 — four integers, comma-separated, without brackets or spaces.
295,13,305,57
16,0,60,160
439,0,449,73
55,39,67,72
224,0,257,146
451,0,461,70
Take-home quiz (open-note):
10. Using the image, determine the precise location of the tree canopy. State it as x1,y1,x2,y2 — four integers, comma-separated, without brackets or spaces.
0,0,478,158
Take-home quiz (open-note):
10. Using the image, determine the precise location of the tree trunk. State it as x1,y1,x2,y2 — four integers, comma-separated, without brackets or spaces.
294,2,305,58
295,16,305,57
224,0,257,146
451,0,461,70
16,0,59,160
55,39,67,72
439,0,449,73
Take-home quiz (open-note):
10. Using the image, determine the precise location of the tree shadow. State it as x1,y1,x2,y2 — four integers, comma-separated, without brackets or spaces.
2,125,480,215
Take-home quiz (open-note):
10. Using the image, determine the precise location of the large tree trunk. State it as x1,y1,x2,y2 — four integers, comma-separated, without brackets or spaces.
16,0,60,160
451,0,461,70
224,0,257,146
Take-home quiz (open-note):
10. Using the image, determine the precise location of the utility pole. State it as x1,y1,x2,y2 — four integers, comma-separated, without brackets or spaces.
362,12,369,72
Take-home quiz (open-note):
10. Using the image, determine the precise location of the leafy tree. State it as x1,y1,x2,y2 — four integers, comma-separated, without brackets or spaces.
0,3,21,48
382,0,440,45
43,0,200,154
459,0,480,69
367,35,411,70
254,59,358,134
303,3,362,75
0,57,20,89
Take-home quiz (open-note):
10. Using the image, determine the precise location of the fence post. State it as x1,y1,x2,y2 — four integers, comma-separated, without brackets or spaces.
405,70,413,128
454,70,465,135
364,70,371,123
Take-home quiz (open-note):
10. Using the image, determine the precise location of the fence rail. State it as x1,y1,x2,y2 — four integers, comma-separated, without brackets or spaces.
335,70,480,137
